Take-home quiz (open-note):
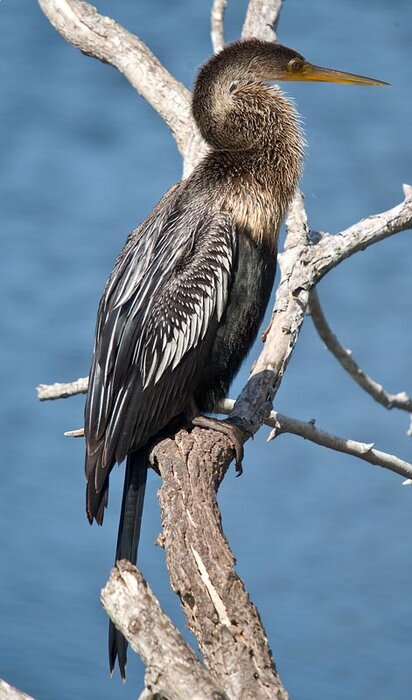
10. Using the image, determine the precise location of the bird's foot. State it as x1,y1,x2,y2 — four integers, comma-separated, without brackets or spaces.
191,415,248,475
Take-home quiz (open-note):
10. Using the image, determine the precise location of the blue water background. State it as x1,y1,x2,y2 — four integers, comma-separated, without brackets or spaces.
0,1,411,698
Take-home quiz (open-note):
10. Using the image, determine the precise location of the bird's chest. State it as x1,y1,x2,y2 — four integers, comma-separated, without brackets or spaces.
219,230,276,358
216,161,293,251
195,231,276,410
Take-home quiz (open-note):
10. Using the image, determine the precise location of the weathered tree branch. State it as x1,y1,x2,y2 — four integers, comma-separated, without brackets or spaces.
101,562,228,700
37,376,88,401
310,184,412,280
38,0,191,156
0,681,35,700
153,428,288,700
37,0,207,176
211,0,228,53
218,400,412,482
309,287,412,413
242,0,282,41
268,414,412,481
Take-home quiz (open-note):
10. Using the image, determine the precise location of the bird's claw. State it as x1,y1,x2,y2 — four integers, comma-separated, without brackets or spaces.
191,415,245,475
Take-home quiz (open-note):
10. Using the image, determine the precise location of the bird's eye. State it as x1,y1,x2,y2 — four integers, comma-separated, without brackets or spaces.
288,58,303,73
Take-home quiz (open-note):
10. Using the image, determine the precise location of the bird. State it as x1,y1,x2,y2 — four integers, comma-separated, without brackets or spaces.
84,38,386,678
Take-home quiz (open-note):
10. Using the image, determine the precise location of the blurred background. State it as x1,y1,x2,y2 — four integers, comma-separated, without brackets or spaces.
0,1,411,698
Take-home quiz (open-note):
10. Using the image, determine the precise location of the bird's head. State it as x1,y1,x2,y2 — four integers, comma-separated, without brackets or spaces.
247,41,388,87
196,39,388,90
192,39,387,152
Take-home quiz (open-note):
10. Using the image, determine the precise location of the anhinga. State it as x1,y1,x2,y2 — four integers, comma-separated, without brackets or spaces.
84,39,386,677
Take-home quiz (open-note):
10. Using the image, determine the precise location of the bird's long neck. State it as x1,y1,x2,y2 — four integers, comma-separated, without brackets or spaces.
191,53,304,250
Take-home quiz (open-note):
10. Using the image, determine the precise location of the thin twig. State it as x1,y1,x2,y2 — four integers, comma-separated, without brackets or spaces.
269,413,412,481
64,428,84,438
218,399,412,482
37,377,88,401
309,287,412,413
211,0,227,53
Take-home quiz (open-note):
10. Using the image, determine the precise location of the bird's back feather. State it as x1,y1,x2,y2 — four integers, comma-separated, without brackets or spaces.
85,183,237,523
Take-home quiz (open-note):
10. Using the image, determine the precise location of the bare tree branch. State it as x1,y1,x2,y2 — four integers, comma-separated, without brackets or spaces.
153,429,288,700
242,0,283,41
64,428,84,437
311,184,412,281
37,0,191,156
309,287,412,413
211,0,228,53
267,412,412,481
37,376,88,401
101,562,228,700
216,399,412,481
284,189,310,247
228,187,412,435
0,681,35,700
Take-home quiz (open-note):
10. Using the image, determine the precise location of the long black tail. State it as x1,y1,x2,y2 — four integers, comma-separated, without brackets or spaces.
109,449,148,679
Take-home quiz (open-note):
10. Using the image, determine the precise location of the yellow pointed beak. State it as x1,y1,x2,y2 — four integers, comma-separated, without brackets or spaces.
290,62,389,86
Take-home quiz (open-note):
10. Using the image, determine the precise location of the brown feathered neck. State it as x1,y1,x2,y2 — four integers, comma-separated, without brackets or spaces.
190,39,305,250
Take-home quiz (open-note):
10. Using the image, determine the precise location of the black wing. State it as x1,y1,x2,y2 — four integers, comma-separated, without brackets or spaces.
85,184,236,522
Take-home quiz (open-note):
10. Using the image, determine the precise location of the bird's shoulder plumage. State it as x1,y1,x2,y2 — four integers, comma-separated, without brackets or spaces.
85,182,237,522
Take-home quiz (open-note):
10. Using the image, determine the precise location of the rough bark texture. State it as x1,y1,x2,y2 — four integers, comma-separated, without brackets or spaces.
154,429,288,700
101,562,228,700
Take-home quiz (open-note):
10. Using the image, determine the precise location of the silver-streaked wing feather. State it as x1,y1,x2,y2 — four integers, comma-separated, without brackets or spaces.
85,183,236,522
